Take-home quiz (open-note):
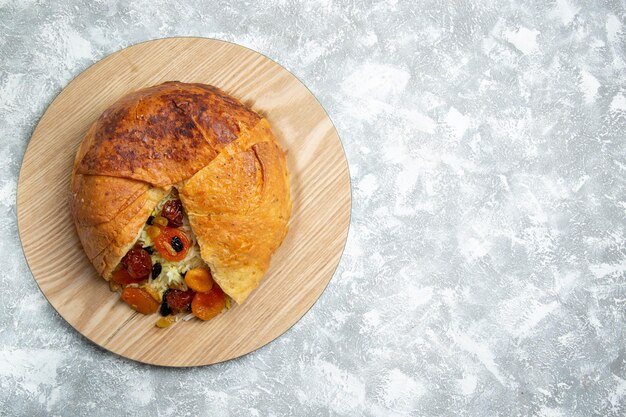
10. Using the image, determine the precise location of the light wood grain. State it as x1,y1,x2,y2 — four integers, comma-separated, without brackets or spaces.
17,38,351,367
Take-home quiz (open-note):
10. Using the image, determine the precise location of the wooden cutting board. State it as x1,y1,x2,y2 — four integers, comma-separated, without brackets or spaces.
17,37,351,366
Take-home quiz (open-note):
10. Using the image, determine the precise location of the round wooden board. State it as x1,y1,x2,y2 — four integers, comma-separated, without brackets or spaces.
17,38,351,367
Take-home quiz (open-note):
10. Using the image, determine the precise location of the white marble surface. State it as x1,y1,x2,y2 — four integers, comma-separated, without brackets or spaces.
1,1,626,416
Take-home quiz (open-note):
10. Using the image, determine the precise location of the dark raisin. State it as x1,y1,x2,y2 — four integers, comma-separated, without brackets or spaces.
152,262,162,279
161,199,184,228
171,236,184,252
165,289,195,311
160,290,172,316
121,244,152,280
143,246,154,255
147,215,155,225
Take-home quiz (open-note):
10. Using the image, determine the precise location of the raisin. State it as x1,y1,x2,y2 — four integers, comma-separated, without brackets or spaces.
160,290,172,316
161,199,184,228
166,289,195,311
171,236,184,252
143,246,154,255
147,215,154,225
152,262,162,279
121,245,152,280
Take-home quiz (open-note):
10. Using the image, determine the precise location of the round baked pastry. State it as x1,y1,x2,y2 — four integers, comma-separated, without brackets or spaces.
69,81,291,323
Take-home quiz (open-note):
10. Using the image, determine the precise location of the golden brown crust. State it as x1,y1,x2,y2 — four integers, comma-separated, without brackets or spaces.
71,174,149,227
76,82,261,187
70,172,170,278
70,82,291,302
180,121,291,303
88,187,169,278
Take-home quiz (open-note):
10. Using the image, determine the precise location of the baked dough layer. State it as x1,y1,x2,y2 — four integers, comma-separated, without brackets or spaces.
70,82,291,304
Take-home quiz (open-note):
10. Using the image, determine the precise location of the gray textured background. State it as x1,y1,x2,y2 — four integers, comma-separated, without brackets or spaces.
1,1,625,416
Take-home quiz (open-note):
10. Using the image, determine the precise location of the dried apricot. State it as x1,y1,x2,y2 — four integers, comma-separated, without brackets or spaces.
184,267,213,292
191,286,225,321
121,287,159,314
154,227,189,261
